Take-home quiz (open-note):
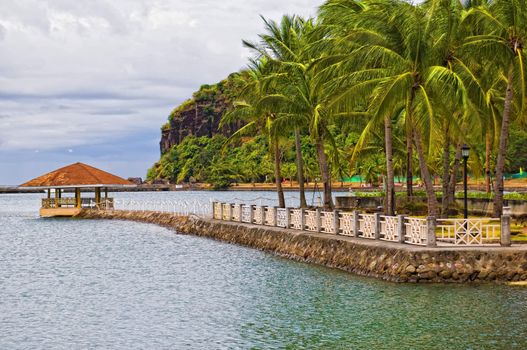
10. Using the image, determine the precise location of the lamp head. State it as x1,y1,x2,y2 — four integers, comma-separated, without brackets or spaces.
461,144,470,159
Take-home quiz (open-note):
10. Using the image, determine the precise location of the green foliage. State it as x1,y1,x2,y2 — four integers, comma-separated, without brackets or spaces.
506,129,527,173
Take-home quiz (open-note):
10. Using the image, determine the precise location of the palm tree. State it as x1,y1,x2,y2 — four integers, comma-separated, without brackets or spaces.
320,0,482,217
462,0,527,217
245,15,343,209
220,58,286,207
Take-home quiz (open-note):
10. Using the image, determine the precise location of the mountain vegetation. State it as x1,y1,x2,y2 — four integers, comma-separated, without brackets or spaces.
149,0,527,217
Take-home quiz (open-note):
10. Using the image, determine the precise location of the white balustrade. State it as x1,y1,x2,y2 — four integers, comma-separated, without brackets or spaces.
359,214,376,239
321,211,336,234
253,206,264,225
405,218,428,245
222,203,231,221
380,216,399,242
290,209,303,230
339,212,354,236
276,208,288,228
232,204,241,221
241,205,252,223
304,210,318,232
265,207,276,226
436,218,500,245
213,202,222,219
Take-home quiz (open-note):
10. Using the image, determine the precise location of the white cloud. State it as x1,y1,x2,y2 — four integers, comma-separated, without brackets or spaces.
0,0,323,183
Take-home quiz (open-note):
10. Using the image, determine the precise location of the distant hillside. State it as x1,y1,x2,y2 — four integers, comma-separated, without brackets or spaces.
159,72,246,154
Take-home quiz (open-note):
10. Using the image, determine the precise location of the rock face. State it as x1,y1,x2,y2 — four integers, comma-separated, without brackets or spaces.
159,73,244,154
79,209,527,284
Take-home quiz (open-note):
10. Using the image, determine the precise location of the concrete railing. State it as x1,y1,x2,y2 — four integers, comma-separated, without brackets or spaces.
212,202,513,247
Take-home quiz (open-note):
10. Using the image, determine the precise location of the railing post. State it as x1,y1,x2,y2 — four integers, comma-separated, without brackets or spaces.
238,204,243,222
397,215,406,244
316,208,321,232
227,204,232,221
427,216,437,247
249,204,254,224
501,215,511,247
374,212,381,240
260,206,265,225
274,206,278,227
219,202,224,221
285,208,291,229
333,210,340,235
300,208,306,231
353,211,360,238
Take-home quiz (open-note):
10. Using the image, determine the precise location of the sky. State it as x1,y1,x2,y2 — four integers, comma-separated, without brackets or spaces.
0,0,324,185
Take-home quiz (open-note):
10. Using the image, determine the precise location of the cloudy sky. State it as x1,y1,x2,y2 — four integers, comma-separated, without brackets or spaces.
0,0,323,184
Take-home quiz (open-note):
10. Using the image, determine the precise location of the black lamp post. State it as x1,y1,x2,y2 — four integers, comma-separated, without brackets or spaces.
462,144,470,219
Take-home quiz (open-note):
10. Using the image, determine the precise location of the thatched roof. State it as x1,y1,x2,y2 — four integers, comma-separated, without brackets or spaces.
19,162,135,189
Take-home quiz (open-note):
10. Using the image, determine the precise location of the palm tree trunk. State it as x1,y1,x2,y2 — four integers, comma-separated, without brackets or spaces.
485,130,492,193
384,116,395,216
414,129,439,217
294,128,307,208
448,143,462,206
273,141,286,208
441,133,450,218
493,70,514,217
406,135,413,198
315,136,333,209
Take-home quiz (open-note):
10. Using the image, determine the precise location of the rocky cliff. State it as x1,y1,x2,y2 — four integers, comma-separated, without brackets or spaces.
159,72,245,154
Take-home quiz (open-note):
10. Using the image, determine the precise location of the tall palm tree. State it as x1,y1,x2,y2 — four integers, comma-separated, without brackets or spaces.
221,58,286,208
462,0,527,217
244,15,311,208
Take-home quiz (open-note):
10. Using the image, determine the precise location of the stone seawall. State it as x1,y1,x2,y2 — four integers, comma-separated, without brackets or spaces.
78,210,527,284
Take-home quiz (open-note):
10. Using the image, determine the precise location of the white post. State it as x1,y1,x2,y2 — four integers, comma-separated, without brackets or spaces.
427,216,437,247
219,202,224,221
501,215,511,247
249,205,254,224
316,208,321,232
353,211,360,237
285,208,291,229
238,204,243,223
374,212,381,240
397,215,406,244
333,210,340,235
300,208,306,231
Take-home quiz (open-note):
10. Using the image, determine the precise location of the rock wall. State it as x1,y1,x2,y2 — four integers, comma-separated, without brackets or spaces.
78,210,527,284
159,73,244,154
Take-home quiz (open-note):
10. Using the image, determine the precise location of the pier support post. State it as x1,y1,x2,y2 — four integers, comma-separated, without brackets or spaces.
353,211,360,237
300,208,306,231
273,206,278,227
285,208,291,229
238,204,243,223
249,205,254,223
374,213,381,240
212,202,216,219
501,215,511,247
316,208,321,232
219,203,224,221
397,215,406,244
333,210,340,235
426,216,437,247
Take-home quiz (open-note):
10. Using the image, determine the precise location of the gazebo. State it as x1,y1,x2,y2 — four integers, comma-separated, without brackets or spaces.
19,162,136,217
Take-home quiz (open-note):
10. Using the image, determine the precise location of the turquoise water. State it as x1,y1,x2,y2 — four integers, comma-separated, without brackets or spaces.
1,193,527,349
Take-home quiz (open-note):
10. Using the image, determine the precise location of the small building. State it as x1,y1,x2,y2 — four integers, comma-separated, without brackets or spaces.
19,162,135,217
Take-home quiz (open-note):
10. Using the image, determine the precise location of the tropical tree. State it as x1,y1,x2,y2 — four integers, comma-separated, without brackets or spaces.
462,0,527,216
221,58,286,207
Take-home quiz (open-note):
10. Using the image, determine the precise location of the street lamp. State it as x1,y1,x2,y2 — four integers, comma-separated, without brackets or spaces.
462,144,470,219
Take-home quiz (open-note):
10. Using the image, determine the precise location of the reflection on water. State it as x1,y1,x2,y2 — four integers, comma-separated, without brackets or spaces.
1,193,526,349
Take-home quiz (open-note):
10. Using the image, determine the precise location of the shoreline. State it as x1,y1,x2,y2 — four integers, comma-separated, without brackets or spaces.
78,209,527,284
